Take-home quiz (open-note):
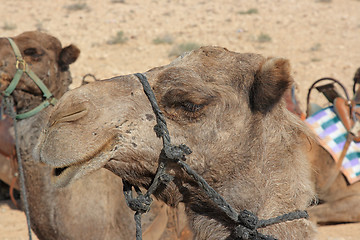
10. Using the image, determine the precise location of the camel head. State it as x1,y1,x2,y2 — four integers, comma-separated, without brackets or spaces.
34,46,315,238
0,31,80,114
34,45,309,192
34,46,314,238
34,46,301,189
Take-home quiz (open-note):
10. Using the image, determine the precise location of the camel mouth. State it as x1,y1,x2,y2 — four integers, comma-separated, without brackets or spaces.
50,163,84,188
49,148,116,188
54,166,68,176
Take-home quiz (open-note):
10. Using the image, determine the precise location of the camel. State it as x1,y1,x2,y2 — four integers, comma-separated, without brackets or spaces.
0,31,79,190
305,135,360,224
1,31,193,240
287,74,360,225
34,46,317,239
1,32,136,240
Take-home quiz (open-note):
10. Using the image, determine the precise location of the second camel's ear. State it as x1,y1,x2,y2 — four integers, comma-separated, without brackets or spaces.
58,44,80,71
249,57,293,114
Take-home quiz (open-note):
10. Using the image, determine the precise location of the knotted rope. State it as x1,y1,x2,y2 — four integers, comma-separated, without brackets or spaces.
122,73,309,240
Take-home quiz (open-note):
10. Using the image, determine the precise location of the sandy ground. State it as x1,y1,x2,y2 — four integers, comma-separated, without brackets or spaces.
1,199,360,240
1,0,360,239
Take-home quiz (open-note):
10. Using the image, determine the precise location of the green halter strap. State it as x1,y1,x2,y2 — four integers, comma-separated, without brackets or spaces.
2,38,57,119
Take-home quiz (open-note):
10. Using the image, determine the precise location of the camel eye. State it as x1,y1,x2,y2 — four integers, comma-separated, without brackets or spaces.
181,101,204,112
23,48,44,60
24,48,38,56
161,89,215,122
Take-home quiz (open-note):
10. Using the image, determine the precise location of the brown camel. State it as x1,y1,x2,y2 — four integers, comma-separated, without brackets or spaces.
1,31,192,240
0,31,79,190
0,31,137,240
34,46,317,239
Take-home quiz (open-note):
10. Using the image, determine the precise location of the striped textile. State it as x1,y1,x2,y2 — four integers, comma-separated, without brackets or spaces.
306,106,360,184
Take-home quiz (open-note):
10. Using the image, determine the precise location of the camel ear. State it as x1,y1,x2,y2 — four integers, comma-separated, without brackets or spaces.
58,44,80,71
249,57,292,114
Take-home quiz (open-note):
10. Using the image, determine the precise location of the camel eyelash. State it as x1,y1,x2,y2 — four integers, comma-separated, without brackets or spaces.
160,89,216,121
162,100,205,122
180,101,204,113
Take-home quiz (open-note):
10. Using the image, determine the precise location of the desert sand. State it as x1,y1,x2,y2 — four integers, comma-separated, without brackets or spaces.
1,0,360,239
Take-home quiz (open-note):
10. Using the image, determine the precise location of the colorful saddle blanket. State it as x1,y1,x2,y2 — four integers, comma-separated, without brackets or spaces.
306,106,360,184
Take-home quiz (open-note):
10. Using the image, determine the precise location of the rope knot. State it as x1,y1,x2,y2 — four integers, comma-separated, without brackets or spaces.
159,172,174,184
126,194,152,214
234,225,257,240
163,144,192,160
122,180,153,214
234,225,277,240
238,209,258,230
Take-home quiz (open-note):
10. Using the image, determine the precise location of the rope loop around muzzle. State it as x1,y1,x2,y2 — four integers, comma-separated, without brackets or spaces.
123,73,309,240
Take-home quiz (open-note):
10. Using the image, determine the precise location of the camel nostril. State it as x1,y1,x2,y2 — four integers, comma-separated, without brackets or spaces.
50,108,88,127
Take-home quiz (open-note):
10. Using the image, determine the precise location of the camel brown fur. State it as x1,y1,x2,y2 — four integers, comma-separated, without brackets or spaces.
35,46,317,239
0,31,157,240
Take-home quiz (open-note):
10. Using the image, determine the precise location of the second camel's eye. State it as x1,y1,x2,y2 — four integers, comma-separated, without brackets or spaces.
181,101,204,112
24,48,38,56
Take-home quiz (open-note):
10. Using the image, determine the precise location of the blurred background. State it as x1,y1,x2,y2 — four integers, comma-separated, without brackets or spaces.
1,0,359,101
